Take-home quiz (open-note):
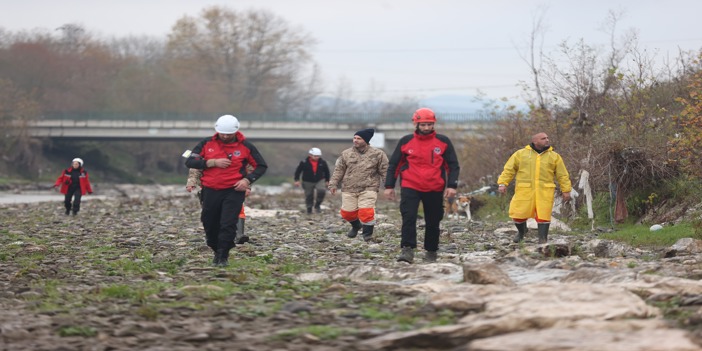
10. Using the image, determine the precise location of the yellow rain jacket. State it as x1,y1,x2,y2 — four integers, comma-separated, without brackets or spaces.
497,145,571,221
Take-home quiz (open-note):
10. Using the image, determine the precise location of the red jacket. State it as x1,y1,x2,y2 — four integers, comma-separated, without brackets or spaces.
54,167,93,195
385,130,460,192
185,132,268,190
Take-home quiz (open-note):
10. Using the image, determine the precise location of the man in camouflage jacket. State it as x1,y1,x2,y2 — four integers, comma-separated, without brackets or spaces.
329,128,389,242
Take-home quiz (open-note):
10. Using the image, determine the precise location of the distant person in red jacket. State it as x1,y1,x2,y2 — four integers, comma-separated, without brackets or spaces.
384,108,460,264
185,115,267,267
53,158,93,216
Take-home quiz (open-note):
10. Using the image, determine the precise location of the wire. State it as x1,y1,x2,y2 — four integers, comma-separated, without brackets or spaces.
315,38,702,54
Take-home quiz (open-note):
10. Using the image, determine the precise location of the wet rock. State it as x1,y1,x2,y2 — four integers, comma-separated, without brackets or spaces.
281,301,313,314
536,240,571,257
665,238,702,258
463,263,515,286
465,323,700,351
362,283,659,350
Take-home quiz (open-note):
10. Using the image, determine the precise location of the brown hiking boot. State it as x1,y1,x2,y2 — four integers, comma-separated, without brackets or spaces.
397,247,414,263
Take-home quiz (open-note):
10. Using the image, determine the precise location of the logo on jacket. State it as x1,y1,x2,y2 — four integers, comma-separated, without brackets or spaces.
408,149,414,154
434,147,441,154
208,148,214,153
233,151,241,157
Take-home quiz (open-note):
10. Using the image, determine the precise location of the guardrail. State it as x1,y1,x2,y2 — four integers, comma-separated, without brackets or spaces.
23,118,496,144
38,111,500,123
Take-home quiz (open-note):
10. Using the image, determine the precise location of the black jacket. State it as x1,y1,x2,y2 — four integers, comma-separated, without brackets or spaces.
294,157,331,183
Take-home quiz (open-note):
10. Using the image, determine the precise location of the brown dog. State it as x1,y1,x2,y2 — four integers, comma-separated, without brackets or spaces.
445,194,472,221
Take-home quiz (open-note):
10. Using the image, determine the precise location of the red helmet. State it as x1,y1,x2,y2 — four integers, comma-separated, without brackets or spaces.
412,108,437,123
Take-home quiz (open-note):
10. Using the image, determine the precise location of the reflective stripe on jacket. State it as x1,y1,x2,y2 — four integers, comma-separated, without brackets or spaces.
385,131,460,192
185,132,267,190
54,167,93,195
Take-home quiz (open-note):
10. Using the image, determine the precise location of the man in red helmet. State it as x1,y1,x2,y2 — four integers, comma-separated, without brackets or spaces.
384,108,460,263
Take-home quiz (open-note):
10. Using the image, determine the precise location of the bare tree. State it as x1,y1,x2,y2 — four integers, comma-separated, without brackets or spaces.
166,6,318,114
0,79,41,173
517,5,549,110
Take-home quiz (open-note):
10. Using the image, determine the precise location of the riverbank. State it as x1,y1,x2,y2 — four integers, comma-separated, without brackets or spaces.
0,183,293,205
1,189,701,350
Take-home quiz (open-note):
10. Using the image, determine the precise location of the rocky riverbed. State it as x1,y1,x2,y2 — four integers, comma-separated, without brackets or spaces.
1,185,702,351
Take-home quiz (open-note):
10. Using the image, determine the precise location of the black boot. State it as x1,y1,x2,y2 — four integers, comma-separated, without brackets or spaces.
538,223,550,244
361,225,374,242
513,221,528,243
234,218,248,244
347,219,362,238
214,248,230,267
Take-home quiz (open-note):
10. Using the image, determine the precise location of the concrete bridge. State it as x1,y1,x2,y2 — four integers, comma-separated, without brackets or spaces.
27,118,494,147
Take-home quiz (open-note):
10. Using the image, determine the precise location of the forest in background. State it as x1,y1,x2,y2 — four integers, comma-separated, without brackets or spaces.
0,6,418,182
2,7,702,224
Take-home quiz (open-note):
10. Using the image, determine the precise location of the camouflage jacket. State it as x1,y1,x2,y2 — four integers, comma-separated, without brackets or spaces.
329,146,388,193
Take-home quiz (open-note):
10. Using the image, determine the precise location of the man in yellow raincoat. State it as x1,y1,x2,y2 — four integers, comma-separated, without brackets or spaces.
497,132,572,243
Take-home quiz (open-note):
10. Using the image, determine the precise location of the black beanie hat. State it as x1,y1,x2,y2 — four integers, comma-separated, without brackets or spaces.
354,128,375,144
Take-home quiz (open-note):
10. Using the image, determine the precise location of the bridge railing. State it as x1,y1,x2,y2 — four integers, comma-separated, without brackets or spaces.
39,111,501,123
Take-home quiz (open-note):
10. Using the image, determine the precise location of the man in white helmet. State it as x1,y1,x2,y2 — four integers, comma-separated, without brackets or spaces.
185,115,267,267
294,147,330,214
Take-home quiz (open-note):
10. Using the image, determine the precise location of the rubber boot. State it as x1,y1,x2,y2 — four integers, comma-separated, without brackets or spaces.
397,247,414,263
234,218,248,244
538,223,550,244
347,219,362,238
513,221,528,243
361,225,374,242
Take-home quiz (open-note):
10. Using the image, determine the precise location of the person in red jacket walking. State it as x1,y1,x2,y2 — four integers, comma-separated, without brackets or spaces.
185,115,267,267
53,158,93,216
294,147,331,214
384,108,460,263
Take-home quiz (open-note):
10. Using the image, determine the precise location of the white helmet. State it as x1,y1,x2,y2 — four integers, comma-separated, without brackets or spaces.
72,158,84,167
308,147,322,156
214,115,240,134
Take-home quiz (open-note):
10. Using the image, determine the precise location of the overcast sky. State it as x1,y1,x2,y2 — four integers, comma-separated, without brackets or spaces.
2,0,702,105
